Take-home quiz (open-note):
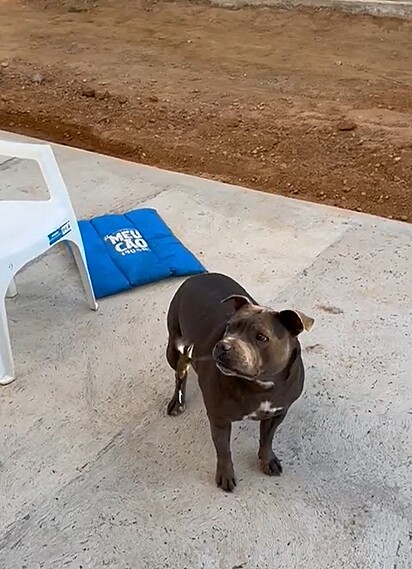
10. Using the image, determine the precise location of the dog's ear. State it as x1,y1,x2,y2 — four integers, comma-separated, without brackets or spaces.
221,294,252,311
278,310,314,335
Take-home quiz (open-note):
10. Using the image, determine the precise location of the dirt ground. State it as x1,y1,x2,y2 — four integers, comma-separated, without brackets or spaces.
0,0,411,221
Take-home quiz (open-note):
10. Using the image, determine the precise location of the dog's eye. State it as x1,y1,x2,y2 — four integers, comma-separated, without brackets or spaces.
256,333,268,343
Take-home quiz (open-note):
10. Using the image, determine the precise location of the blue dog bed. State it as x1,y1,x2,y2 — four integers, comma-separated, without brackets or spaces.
78,208,206,299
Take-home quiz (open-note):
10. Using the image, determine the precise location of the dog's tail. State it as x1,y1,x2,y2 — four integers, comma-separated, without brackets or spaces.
174,338,211,365
174,338,194,358
175,340,194,379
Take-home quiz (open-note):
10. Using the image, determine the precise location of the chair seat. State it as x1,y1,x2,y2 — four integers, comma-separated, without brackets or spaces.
0,200,72,258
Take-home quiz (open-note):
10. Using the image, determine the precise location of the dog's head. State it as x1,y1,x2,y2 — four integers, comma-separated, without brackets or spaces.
212,295,314,383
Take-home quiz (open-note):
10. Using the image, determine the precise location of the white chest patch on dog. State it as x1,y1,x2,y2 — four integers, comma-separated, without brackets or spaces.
243,401,284,421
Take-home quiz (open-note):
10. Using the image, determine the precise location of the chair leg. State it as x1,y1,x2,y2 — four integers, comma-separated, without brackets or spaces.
0,298,15,385
6,278,17,299
69,240,98,311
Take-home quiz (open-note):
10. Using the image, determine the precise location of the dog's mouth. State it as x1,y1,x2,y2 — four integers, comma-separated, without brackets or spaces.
214,359,257,381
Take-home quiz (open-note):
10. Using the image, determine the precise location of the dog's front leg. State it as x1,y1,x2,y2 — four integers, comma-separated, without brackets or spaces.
209,420,236,492
258,412,287,476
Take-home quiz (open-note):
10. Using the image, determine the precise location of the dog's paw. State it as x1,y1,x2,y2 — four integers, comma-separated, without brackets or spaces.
167,394,185,416
259,453,283,476
215,463,237,492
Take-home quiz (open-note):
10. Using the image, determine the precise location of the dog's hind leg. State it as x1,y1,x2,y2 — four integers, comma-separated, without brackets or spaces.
166,338,190,416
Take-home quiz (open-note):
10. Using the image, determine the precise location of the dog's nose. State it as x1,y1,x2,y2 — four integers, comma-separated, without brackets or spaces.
215,340,231,359
219,341,231,353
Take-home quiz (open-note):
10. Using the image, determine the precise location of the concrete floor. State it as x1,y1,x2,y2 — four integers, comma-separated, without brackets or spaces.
0,131,411,569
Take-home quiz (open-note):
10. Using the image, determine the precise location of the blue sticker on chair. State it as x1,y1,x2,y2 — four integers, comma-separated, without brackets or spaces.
48,220,72,246
78,208,206,299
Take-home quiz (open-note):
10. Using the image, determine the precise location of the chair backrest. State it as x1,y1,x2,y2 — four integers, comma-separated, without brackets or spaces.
0,140,71,205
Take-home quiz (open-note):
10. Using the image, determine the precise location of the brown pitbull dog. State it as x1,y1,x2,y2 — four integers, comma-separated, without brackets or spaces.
166,273,313,492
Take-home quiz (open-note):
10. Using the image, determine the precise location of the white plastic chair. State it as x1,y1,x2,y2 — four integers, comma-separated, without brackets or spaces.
0,140,98,385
